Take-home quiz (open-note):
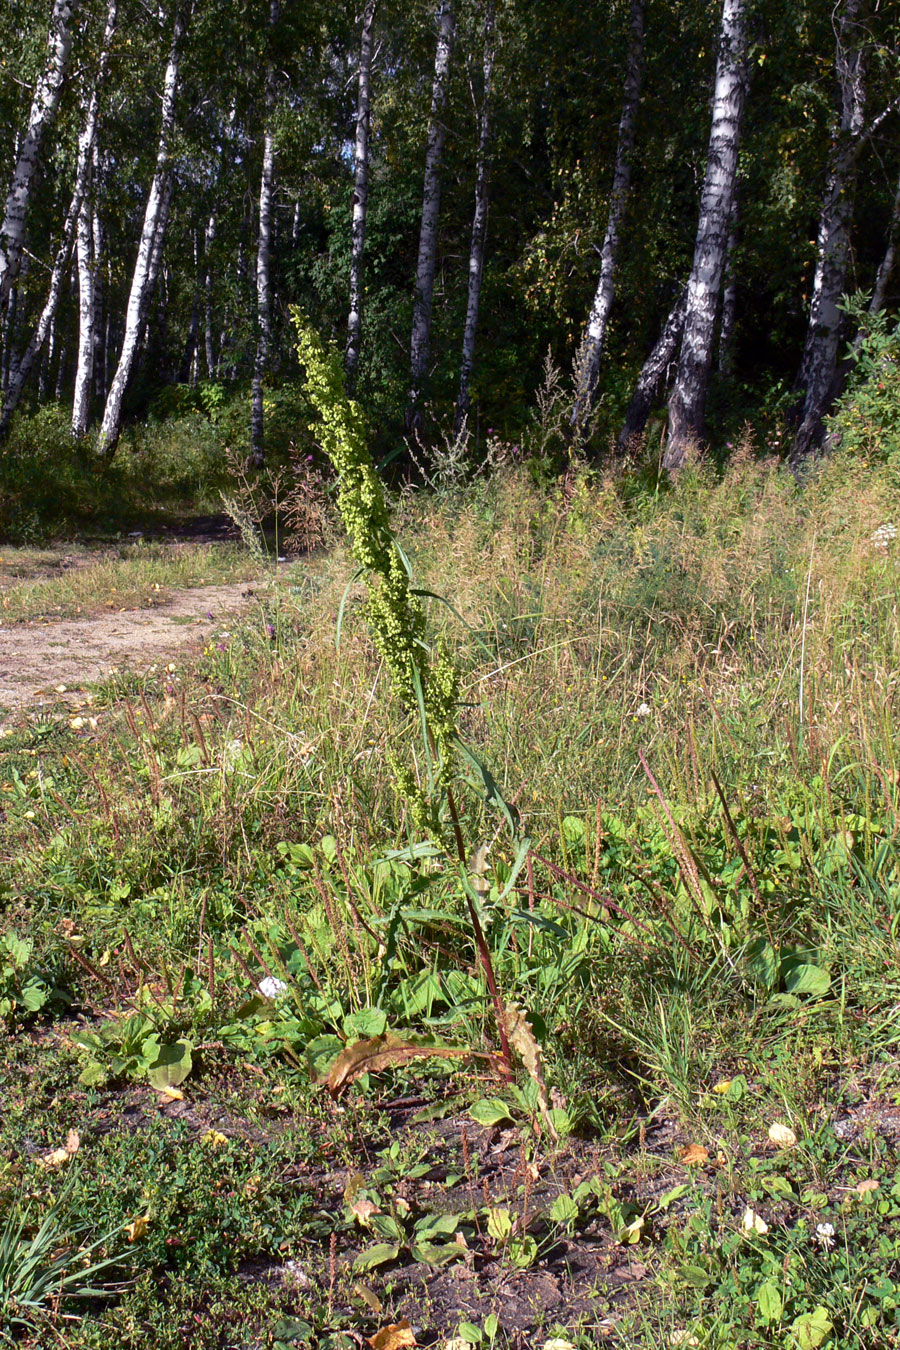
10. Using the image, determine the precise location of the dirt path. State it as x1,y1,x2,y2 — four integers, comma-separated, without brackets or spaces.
0,582,255,712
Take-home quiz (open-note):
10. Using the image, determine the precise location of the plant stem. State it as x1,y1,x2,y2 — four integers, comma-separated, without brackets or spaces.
445,782,513,1078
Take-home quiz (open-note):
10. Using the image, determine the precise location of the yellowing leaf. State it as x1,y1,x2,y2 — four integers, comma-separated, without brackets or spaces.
679,1144,709,1167
712,1080,732,1094
38,1147,71,1169
156,1085,184,1102
767,1122,797,1148
365,1318,416,1349
503,1001,557,1141
124,1214,150,1241
323,1034,469,1097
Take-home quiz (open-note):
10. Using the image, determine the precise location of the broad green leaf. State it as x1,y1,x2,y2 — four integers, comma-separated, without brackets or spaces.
550,1194,579,1225
783,963,831,997
562,815,585,843
343,1008,387,1039
410,1240,467,1267
146,1040,193,1089
79,1060,107,1087
353,1242,400,1272
680,1263,712,1289
469,1097,513,1127
486,1207,513,1241
790,1307,833,1349
509,1234,538,1268
756,1280,783,1323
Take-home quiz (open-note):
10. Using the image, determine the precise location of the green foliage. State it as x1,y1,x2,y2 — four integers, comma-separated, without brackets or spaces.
828,298,900,466
0,1179,130,1340
0,932,61,1024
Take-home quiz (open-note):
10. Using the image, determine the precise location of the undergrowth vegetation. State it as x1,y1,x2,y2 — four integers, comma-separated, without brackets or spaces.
2,418,900,1347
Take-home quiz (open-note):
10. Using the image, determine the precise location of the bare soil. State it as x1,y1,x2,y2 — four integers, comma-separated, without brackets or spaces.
0,582,255,713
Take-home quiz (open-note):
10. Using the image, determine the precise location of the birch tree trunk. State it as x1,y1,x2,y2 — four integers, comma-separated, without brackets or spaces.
92,191,107,402
98,3,188,456
717,191,739,375
572,0,645,432
250,0,280,467
0,0,79,314
0,0,116,438
792,0,867,463
407,0,455,433
665,0,749,470
71,195,96,435
204,211,216,377
71,0,117,435
617,285,687,452
455,1,495,433
345,0,377,393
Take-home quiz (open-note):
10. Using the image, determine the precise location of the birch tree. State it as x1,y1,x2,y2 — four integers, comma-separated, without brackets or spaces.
250,0,280,466
455,2,495,433
0,0,116,437
345,0,377,393
791,0,867,463
572,0,645,432
98,2,189,456
0,0,79,314
408,0,455,434
664,0,748,470
72,0,118,437
617,285,687,452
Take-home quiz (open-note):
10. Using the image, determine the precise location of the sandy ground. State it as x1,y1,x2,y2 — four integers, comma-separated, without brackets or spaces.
0,582,254,712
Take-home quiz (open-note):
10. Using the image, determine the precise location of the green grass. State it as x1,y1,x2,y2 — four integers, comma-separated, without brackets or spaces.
2,440,900,1346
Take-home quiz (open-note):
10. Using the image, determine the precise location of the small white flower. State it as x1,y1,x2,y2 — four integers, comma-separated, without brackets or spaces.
258,976,288,1000
815,1222,836,1248
742,1207,768,1235
636,702,652,717
871,523,897,549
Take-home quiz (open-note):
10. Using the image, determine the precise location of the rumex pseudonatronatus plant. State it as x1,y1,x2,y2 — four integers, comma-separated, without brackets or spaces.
293,315,533,1078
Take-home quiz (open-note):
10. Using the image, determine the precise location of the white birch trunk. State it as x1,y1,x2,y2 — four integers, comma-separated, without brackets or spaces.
617,285,687,452
792,0,867,461
572,0,645,430
250,1,280,466
455,1,495,432
204,211,216,378
98,3,188,456
665,0,748,470
408,0,455,431
91,190,107,402
345,0,377,392
0,0,116,437
72,195,95,435
717,191,739,375
0,0,79,313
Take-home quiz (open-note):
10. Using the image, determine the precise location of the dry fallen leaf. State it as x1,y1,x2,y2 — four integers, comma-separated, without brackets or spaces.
65,1129,80,1155
38,1147,71,1169
324,1034,470,1096
856,1178,879,1195
365,1318,416,1350
679,1143,709,1167
124,1214,150,1241
156,1085,184,1102
767,1122,797,1148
